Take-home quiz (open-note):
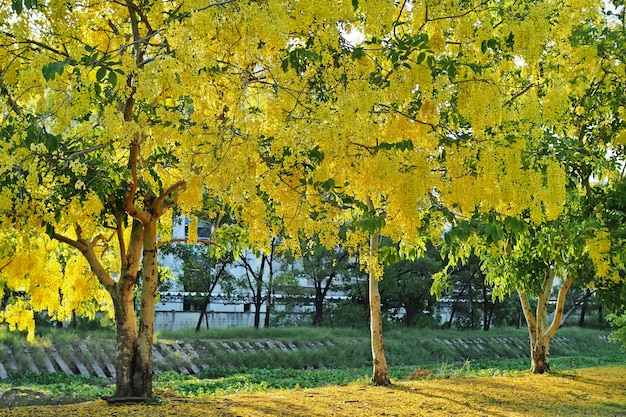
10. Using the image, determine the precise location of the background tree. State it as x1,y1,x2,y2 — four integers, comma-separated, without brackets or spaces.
434,0,626,374
231,238,281,329
379,242,440,327
441,254,519,331
161,242,236,332
284,236,353,326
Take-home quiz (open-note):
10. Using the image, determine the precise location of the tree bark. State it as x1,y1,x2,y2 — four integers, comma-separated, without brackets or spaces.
313,289,324,326
403,300,419,327
133,218,159,398
112,281,140,397
122,140,185,399
195,296,211,332
518,271,573,374
369,229,391,386
56,218,149,398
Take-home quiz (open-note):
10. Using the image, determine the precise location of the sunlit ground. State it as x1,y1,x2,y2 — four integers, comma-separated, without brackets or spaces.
2,366,626,416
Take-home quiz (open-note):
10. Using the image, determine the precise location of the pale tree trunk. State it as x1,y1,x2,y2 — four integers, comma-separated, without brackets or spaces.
369,229,391,386
518,269,573,374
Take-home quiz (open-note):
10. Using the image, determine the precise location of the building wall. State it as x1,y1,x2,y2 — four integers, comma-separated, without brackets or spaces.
154,311,263,330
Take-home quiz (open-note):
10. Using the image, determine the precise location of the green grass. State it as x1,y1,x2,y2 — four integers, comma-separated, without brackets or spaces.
0,372,114,403
0,325,624,406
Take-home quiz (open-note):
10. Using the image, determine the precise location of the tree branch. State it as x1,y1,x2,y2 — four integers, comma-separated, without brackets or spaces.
124,140,149,224
504,83,535,107
518,289,537,330
154,180,186,215
53,231,117,292
545,277,574,340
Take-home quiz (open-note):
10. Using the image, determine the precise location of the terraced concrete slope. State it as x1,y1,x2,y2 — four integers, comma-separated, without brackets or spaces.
0,335,597,379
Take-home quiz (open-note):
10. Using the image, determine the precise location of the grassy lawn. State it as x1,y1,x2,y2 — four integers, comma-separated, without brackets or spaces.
2,366,625,416
0,326,624,415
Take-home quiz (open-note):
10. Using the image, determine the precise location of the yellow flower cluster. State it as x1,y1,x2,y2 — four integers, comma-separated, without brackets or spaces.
586,230,612,278
1,298,35,342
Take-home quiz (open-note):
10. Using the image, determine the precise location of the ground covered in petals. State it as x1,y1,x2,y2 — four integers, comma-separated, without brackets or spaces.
3,366,625,416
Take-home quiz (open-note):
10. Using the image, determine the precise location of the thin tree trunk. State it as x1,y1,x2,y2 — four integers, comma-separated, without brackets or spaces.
265,249,274,328
254,297,262,329
404,302,419,327
195,296,210,332
313,288,324,326
194,262,228,332
482,275,491,331
369,228,390,386
264,294,272,328
578,289,590,327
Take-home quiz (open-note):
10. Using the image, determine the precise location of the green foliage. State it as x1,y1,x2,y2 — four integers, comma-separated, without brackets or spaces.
41,59,70,82
608,313,626,351
2,372,113,400
161,242,235,295
379,243,441,327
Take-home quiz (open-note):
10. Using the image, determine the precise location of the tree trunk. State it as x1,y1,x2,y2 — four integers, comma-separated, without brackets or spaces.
447,301,457,329
254,302,261,329
60,217,150,400
578,289,590,327
112,284,140,397
482,276,491,331
264,294,272,328
403,301,419,327
253,286,262,329
484,301,496,331
195,296,210,332
530,336,551,374
369,229,391,386
133,218,159,399
313,289,324,326
518,271,573,374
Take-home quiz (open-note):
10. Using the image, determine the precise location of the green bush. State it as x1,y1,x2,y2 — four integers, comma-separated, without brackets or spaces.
608,313,626,351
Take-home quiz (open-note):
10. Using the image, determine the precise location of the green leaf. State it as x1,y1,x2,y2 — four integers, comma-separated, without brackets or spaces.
389,50,399,64
356,216,385,233
379,246,400,265
11,0,23,14
447,62,457,78
426,55,435,69
43,221,55,240
318,178,335,192
95,67,107,83
351,47,364,60
42,60,69,81
416,52,426,64
503,216,527,234
45,134,59,152
108,70,117,87
352,0,358,11
481,40,487,54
